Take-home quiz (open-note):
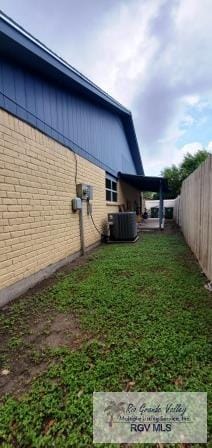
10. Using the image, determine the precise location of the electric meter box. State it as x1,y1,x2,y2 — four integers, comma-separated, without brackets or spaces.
87,185,93,200
72,197,82,211
76,184,93,200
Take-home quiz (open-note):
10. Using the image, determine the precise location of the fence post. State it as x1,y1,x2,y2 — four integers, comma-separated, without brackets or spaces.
159,179,164,230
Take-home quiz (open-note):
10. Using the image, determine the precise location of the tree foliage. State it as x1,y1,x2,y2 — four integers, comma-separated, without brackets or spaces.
143,191,155,200
161,149,209,199
180,150,209,181
162,165,182,199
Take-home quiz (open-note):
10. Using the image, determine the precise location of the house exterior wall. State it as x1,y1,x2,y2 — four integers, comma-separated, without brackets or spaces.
0,109,139,299
0,57,137,177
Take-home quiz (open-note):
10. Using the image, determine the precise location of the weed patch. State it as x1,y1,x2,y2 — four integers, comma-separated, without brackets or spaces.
0,231,211,446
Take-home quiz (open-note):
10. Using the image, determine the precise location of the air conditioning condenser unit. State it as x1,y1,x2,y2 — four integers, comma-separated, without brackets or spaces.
108,212,137,242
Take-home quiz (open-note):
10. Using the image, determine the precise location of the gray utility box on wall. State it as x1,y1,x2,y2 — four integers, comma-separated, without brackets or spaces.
108,212,137,241
76,184,93,201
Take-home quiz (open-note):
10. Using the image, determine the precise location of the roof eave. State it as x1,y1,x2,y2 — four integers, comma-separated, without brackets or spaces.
119,173,169,192
0,12,129,114
0,11,144,175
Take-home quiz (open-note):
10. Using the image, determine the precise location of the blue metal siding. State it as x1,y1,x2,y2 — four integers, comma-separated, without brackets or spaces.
0,58,136,176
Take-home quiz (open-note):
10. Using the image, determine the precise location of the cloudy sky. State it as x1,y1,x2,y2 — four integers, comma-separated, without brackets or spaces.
1,0,212,175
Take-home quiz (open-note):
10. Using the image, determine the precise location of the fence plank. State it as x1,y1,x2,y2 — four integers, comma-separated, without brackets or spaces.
174,155,212,281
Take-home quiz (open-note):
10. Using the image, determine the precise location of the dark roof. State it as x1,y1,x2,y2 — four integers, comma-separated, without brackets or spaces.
0,11,144,175
119,173,169,192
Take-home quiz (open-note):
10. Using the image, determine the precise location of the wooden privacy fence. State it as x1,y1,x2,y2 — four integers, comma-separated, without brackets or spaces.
174,155,212,281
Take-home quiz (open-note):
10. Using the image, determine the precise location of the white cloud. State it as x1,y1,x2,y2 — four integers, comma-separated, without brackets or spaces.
207,142,212,152
82,0,212,175
183,96,200,107
173,142,203,165
82,0,162,106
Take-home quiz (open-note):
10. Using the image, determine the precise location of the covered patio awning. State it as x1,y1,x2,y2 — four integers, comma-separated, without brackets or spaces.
119,172,169,230
118,172,169,193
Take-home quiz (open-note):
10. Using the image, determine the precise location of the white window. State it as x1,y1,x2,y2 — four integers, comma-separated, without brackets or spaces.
105,175,117,202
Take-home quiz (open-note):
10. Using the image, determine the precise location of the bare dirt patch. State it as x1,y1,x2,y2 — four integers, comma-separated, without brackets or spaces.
0,312,91,398
117,270,134,278
0,360,49,397
164,220,180,234
26,313,83,349
0,248,100,398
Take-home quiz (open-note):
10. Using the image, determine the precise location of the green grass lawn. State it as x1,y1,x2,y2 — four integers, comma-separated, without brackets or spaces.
0,230,211,447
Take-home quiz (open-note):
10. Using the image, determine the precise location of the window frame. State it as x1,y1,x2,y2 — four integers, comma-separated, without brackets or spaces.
105,174,118,202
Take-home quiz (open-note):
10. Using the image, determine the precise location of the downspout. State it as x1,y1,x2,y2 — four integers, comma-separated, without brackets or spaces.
79,201,85,255
74,153,85,255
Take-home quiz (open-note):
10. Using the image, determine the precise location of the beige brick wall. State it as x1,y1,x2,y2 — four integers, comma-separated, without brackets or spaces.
0,109,140,291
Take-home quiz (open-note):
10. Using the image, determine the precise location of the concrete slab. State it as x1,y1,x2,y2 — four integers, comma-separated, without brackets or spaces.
137,218,165,231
